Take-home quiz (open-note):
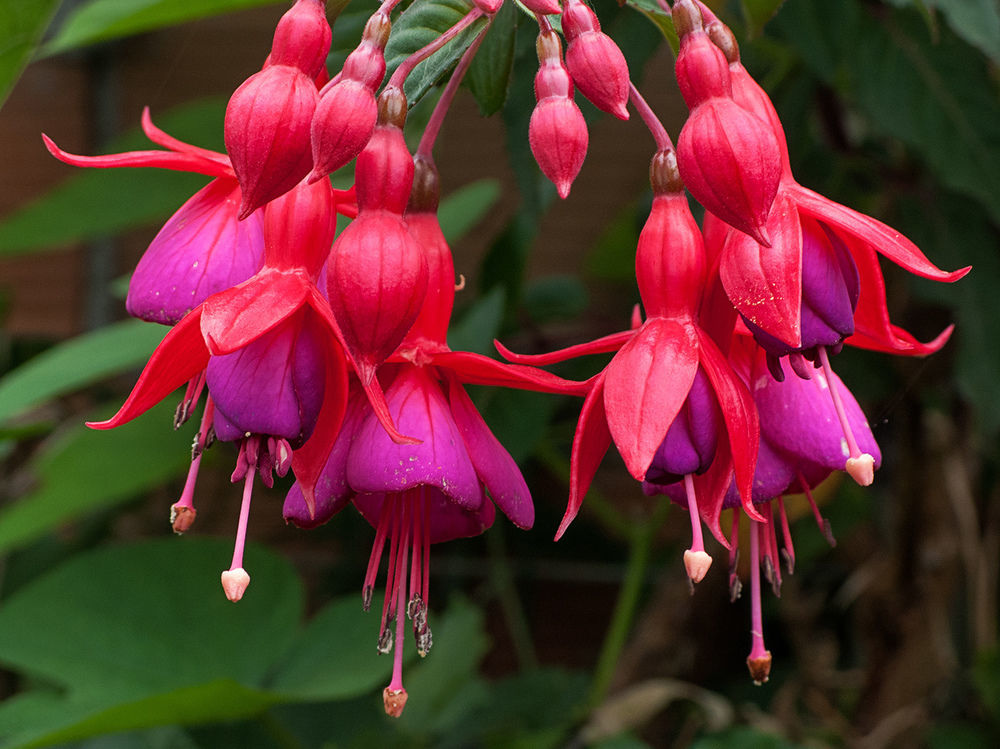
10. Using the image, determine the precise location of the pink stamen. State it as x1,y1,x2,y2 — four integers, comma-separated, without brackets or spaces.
762,503,782,596
421,489,431,606
746,520,772,684
364,498,396,610
799,473,837,547
174,371,207,429
682,474,713,585
170,399,215,534
816,346,875,486
380,497,402,635
777,496,795,574
729,510,742,602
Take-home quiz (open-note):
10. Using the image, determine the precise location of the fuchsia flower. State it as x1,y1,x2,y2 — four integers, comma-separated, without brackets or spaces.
672,0,782,246
699,16,969,358
529,28,589,199
500,151,759,582
645,333,880,683
284,155,584,716
43,111,264,326
224,0,332,219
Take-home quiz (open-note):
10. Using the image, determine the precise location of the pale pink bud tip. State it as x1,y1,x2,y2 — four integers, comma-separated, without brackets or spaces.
846,454,875,486
221,568,251,602
683,549,713,584
170,504,197,534
383,686,408,717
747,651,772,685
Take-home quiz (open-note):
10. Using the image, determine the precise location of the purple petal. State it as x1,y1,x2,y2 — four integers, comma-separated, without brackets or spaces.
353,486,495,544
346,366,483,511
207,311,325,445
644,368,720,485
446,374,534,530
754,357,880,473
283,386,369,528
127,178,264,325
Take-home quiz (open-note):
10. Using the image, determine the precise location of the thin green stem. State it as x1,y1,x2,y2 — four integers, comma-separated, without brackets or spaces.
487,523,540,670
587,495,670,709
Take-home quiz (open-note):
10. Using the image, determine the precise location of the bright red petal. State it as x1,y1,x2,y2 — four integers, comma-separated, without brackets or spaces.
494,329,633,366
290,314,350,518
790,183,971,282
200,269,309,355
140,108,233,172
87,309,208,430
719,192,802,349
431,350,590,396
42,134,230,179
697,327,763,523
603,318,699,480
847,241,955,355
556,375,612,541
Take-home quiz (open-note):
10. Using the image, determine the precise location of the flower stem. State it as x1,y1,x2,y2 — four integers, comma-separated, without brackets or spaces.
387,9,485,91
629,83,674,153
587,494,670,709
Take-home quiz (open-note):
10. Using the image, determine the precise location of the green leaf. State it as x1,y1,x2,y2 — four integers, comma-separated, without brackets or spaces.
0,538,302,747
889,0,1000,64
268,596,393,701
41,0,285,58
0,400,191,556
625,0,677,53
437,179,501,243
522,275,588,324
0,98,226,256
775,0,1000,225
466,0,517,116
447,286,505,355
0,319,166,424
0,0,61,109
740,0,787,37
383,0,486,107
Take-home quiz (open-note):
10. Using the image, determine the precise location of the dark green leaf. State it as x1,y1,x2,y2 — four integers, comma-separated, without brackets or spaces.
523,275,588,324
775,0,1000,224
466,0,517,116
0,319,166,424
41,0,285,57
0,400,191,555
447,286,505,355
268,596,393,701
0,538,302,747
740,0,787,37
889,0,1000,64
384,0,486,106
0,98,227,256
625,0,677,53
0,0,60,109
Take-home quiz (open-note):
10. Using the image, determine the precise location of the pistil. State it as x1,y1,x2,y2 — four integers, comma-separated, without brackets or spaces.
746,519,772,684
682,474,713,586
817,346,875,485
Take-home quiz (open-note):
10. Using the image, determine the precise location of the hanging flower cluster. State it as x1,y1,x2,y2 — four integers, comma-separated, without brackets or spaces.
44,0,967,713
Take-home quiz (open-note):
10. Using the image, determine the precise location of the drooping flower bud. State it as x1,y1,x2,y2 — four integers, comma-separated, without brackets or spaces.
310,12,391,181
326,88,429,385
520,0,563,14
561,0,630,120
224,0,331,219
672,0,781,245
529,30,588,199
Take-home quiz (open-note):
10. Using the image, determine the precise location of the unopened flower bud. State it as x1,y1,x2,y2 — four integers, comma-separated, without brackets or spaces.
529,31,588,198
269,0,332,79
562,0,630,120
520,0,563,14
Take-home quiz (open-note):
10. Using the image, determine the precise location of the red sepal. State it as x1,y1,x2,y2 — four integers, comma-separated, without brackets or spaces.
201,270,310,354
557,375,612,540
432,350,590,396
87,308,209,430
494,329,633,366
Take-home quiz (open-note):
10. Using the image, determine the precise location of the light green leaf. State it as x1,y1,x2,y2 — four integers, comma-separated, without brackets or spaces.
0,319,166,424
889,0,1000,64
0,0,61,109
0,400,191,556
0,98,227,256
437,179,501,243
384,0,486,106
41,0,285,57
